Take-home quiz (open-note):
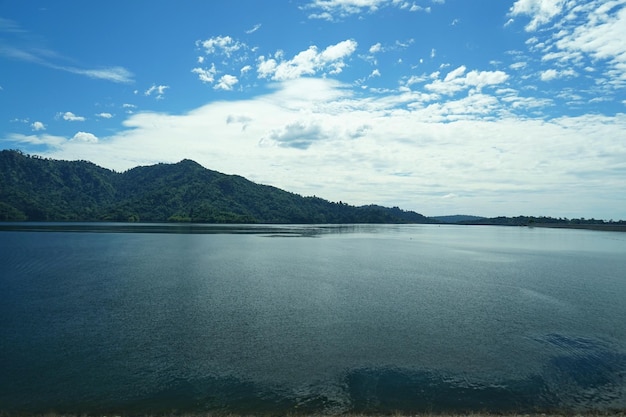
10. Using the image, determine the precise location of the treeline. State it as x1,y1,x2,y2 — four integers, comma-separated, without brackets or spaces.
457,215,626,226
0,150,433,224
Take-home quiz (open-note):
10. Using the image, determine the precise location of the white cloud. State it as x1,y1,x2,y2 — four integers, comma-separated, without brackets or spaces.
215,74,239,91
31,121,45,131
539,68,577,81
245,23,262,34
540,69,559,81
72,66,133,83
96,112,113,119
71,131,98,143
509,0,566,31
6,133,65,147
145,84,169,99
322,39,358,61
264,120,329,149
197,35,245,57
444,65,467,81
192,64,217,84
550,2,626,84
0,42,134,83
425,66,509,95
60,111,86,122
405,74,428,86
511,1,626,92
369,42,382,54
304,0,436,20
257,39,357,81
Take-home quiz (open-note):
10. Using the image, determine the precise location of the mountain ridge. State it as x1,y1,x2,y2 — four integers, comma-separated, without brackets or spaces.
0,149,433,224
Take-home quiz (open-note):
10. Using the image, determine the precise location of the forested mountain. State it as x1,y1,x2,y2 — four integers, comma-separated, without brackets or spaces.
0,150,433,223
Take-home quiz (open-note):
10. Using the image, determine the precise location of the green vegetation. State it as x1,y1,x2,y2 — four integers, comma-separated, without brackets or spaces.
455,215,626,230
0,150,433,224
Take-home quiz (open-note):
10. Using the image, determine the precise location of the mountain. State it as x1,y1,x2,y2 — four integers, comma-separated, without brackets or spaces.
0,150,433,224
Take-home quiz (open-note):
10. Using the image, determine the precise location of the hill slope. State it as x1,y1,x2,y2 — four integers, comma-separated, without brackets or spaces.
0,150,432,224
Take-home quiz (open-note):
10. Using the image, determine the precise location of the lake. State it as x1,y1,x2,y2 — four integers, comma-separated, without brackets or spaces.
1,223,625,414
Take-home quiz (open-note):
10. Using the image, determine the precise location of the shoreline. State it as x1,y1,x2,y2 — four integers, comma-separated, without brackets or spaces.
2,413,626,417
532,223,626,232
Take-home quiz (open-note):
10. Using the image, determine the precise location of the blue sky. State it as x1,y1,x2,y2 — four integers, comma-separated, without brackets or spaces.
2,0,625,219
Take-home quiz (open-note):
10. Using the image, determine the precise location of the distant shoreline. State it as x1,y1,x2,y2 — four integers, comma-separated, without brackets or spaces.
1,221,626,233
1,413,625,417
533,223,626,232
456,222,626,232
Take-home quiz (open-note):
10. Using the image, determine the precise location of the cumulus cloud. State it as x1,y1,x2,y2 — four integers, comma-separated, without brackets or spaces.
31,121,45,131
304,0,434,20
96,112,113,119
257,39,357,81
192,64,217,84
369,42,382,54
265,120,329,149
425,65,509,95
215,74,239,91
196,35,245,57
60,111,86,122
509,0,566,31
540,68,577,81
71,131,98,143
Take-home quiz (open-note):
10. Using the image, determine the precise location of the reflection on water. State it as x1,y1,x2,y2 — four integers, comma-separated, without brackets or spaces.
1,224,625,414
0,222,376,236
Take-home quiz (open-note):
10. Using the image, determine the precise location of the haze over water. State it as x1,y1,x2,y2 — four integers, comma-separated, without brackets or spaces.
1,224,625,414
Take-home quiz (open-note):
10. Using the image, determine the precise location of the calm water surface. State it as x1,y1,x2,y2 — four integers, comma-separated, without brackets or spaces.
1,224,625,414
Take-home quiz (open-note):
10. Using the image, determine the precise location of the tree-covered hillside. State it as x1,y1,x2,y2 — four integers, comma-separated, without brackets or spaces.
0,150,433,224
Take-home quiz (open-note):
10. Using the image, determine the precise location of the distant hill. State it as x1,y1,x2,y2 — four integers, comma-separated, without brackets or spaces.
0,150,434,224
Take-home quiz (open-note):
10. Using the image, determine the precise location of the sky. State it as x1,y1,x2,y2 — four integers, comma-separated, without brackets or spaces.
1,0,625,220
